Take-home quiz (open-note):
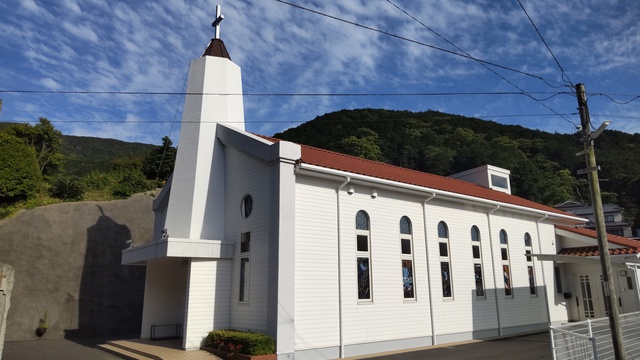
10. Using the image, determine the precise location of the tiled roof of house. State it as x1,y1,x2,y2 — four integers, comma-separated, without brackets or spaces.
558,246,640,257
556,225,640,256
203,38,231,59
295,143,576,217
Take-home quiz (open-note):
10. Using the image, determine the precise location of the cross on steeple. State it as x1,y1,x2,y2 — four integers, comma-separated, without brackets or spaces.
212,4,224,40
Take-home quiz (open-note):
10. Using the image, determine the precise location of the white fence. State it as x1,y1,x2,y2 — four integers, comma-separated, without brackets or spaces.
550,311,640,360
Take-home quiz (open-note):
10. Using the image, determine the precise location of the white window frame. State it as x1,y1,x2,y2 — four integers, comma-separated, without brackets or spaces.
524,232,537,296
438,221,453,299
500,229,513,298
238,232,250,303
400,216,415,300
356,210,373,302
471,226,485,299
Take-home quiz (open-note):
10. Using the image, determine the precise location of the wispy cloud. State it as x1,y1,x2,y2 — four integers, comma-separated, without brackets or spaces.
0,0,639,144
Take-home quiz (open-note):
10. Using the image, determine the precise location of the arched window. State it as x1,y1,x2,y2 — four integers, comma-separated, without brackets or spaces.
500,230,513,297
356,211,372,301
438,221,453,298
471,226,485,298
525,233,537,296
400,216,415,299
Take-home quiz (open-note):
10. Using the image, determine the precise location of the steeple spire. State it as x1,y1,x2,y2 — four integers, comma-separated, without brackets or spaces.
202,4,230,59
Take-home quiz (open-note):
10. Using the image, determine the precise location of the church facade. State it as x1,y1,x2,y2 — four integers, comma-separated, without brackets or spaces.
122,16,640,359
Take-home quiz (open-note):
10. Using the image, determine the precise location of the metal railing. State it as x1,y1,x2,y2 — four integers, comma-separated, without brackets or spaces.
550,311,640,360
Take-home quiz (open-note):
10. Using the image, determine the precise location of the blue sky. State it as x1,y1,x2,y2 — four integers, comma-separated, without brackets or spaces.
1,0,639,146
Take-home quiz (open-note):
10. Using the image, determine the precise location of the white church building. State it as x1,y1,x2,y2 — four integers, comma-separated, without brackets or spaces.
122,10,640,359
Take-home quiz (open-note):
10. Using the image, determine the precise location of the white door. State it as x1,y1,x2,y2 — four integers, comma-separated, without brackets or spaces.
575,274,606,320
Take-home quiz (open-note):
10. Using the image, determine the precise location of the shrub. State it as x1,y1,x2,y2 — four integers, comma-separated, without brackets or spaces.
112,168,154,198
204,329,275,356
51,177,85,201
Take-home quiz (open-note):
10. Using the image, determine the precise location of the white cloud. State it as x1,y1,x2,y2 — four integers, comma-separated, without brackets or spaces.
61,21,99,43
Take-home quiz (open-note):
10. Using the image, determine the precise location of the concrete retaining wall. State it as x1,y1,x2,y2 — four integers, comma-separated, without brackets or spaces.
0,193,154,341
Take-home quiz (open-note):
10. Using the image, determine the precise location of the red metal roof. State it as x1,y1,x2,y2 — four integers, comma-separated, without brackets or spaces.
295,143,575,217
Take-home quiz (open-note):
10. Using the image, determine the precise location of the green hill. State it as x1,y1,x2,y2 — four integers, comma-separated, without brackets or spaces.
60,135,156,177
275,108,640,230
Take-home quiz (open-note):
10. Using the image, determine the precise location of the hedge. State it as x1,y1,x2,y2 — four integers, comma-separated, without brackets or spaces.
204,329,275,356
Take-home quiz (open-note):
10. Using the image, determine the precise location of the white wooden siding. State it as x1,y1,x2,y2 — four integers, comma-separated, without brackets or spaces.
294,177,340,349
140,258,188,339
225,147,271,332
183,259,232,349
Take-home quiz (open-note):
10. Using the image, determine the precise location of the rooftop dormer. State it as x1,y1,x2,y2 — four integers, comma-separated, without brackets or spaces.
449,164,512,194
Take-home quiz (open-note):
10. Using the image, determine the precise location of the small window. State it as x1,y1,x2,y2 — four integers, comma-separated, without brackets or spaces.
356,211,369,230
239,232,251,302
400,216,415,300
524,232,537,296
241,195,253,218
491,174,508,189
438,221,448,238
471,226,485,298
524,233,532,247
500,230,512,297
356,211,372,301
241,232,250,253
554,267,563,294
438,221,453,299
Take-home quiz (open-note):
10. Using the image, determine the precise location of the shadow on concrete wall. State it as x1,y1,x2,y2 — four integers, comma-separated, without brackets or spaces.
64,205,146,340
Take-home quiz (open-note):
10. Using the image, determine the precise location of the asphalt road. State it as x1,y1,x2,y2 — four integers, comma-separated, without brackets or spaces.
2,332,552,360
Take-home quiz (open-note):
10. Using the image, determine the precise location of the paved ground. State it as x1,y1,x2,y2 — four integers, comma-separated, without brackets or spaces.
2,332,552,360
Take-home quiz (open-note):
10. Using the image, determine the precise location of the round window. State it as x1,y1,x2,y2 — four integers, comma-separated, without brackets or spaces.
241,194,253,218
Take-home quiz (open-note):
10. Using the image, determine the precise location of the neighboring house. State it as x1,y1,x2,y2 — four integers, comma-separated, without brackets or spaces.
121,19,640,360
538,226,640,321
555,201,633,238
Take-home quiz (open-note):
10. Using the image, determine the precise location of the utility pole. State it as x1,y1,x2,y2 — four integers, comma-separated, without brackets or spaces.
575,83,626,359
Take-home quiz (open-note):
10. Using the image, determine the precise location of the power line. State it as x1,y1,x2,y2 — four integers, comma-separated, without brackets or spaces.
0,89,566,97
385,0,576,128
516,0,573,87
275,0,568,89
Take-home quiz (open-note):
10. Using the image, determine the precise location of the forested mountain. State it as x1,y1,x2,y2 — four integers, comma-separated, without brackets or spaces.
274,109,640,230
60,135,156,177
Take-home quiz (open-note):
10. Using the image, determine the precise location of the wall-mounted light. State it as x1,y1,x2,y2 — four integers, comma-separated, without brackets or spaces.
370,189,378,199
347,186,355,195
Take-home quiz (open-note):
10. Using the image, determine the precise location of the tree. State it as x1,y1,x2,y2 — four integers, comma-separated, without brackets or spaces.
142,136,177,181
0,132,42,204
6,117,63,177
334,128,383,161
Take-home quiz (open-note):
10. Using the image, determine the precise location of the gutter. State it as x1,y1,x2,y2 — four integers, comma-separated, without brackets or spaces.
486,205,502,336
421,193,437,344
296,164,584,223
535,214,551,325
336,176,350,358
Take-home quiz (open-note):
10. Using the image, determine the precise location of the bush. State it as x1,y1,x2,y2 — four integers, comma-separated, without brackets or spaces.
0,132,42,204
112,168,154,198
51,177,85,201
204,329,275,356
83,171,111,191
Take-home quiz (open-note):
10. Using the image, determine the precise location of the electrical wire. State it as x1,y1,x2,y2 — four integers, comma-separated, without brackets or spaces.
516,0,574,87
385,0,578,128
0,90,563,96
275,0,568,89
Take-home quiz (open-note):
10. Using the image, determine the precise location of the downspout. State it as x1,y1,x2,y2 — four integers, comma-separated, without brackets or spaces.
421,193,437,344
336,176,350,358
535,214,551,325
486,205,502,336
